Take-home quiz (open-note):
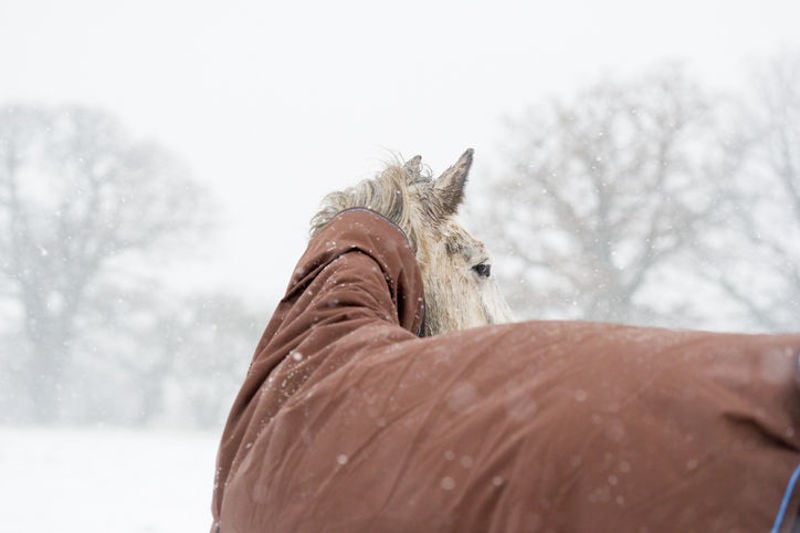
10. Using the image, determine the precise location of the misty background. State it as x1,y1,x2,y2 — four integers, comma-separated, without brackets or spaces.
1,1,799,531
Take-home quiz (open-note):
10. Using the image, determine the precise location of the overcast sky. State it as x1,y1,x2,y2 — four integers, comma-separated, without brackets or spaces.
2,0,799,307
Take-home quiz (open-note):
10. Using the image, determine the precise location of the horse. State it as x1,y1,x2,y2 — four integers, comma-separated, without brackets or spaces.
310,148,513,336
212,149,800,532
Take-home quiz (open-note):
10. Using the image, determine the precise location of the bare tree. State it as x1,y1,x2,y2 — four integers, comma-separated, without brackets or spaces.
155,293,263,429
0,104,211,422
59,288,263,429
704,52,800,331
478,67,729,326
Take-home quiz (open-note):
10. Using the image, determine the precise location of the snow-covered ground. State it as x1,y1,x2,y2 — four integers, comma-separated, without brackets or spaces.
0,426,219,533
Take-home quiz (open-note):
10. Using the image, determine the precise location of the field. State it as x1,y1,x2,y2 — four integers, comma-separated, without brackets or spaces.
0,426,218,533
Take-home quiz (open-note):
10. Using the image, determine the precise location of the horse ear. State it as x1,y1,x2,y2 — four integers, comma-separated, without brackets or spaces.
435,148,473,216
403,155,423,181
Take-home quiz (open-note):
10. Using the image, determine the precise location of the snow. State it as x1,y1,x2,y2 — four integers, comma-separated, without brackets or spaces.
0,426,218,533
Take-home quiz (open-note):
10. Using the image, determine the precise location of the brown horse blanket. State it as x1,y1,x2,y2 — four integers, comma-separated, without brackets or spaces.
211,208,800,532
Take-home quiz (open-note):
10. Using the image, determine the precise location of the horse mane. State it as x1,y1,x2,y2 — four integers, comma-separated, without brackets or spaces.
309,159,433,252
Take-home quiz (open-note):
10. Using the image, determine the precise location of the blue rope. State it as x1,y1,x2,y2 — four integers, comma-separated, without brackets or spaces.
772,463,800,533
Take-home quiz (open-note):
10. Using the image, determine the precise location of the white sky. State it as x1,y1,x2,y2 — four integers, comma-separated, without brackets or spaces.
2,0,799,307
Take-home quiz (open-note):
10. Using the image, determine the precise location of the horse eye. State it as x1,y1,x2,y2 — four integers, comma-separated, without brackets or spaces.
472,262,491,278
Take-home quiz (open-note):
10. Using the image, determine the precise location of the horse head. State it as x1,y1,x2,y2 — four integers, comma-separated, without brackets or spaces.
311,149,513,336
